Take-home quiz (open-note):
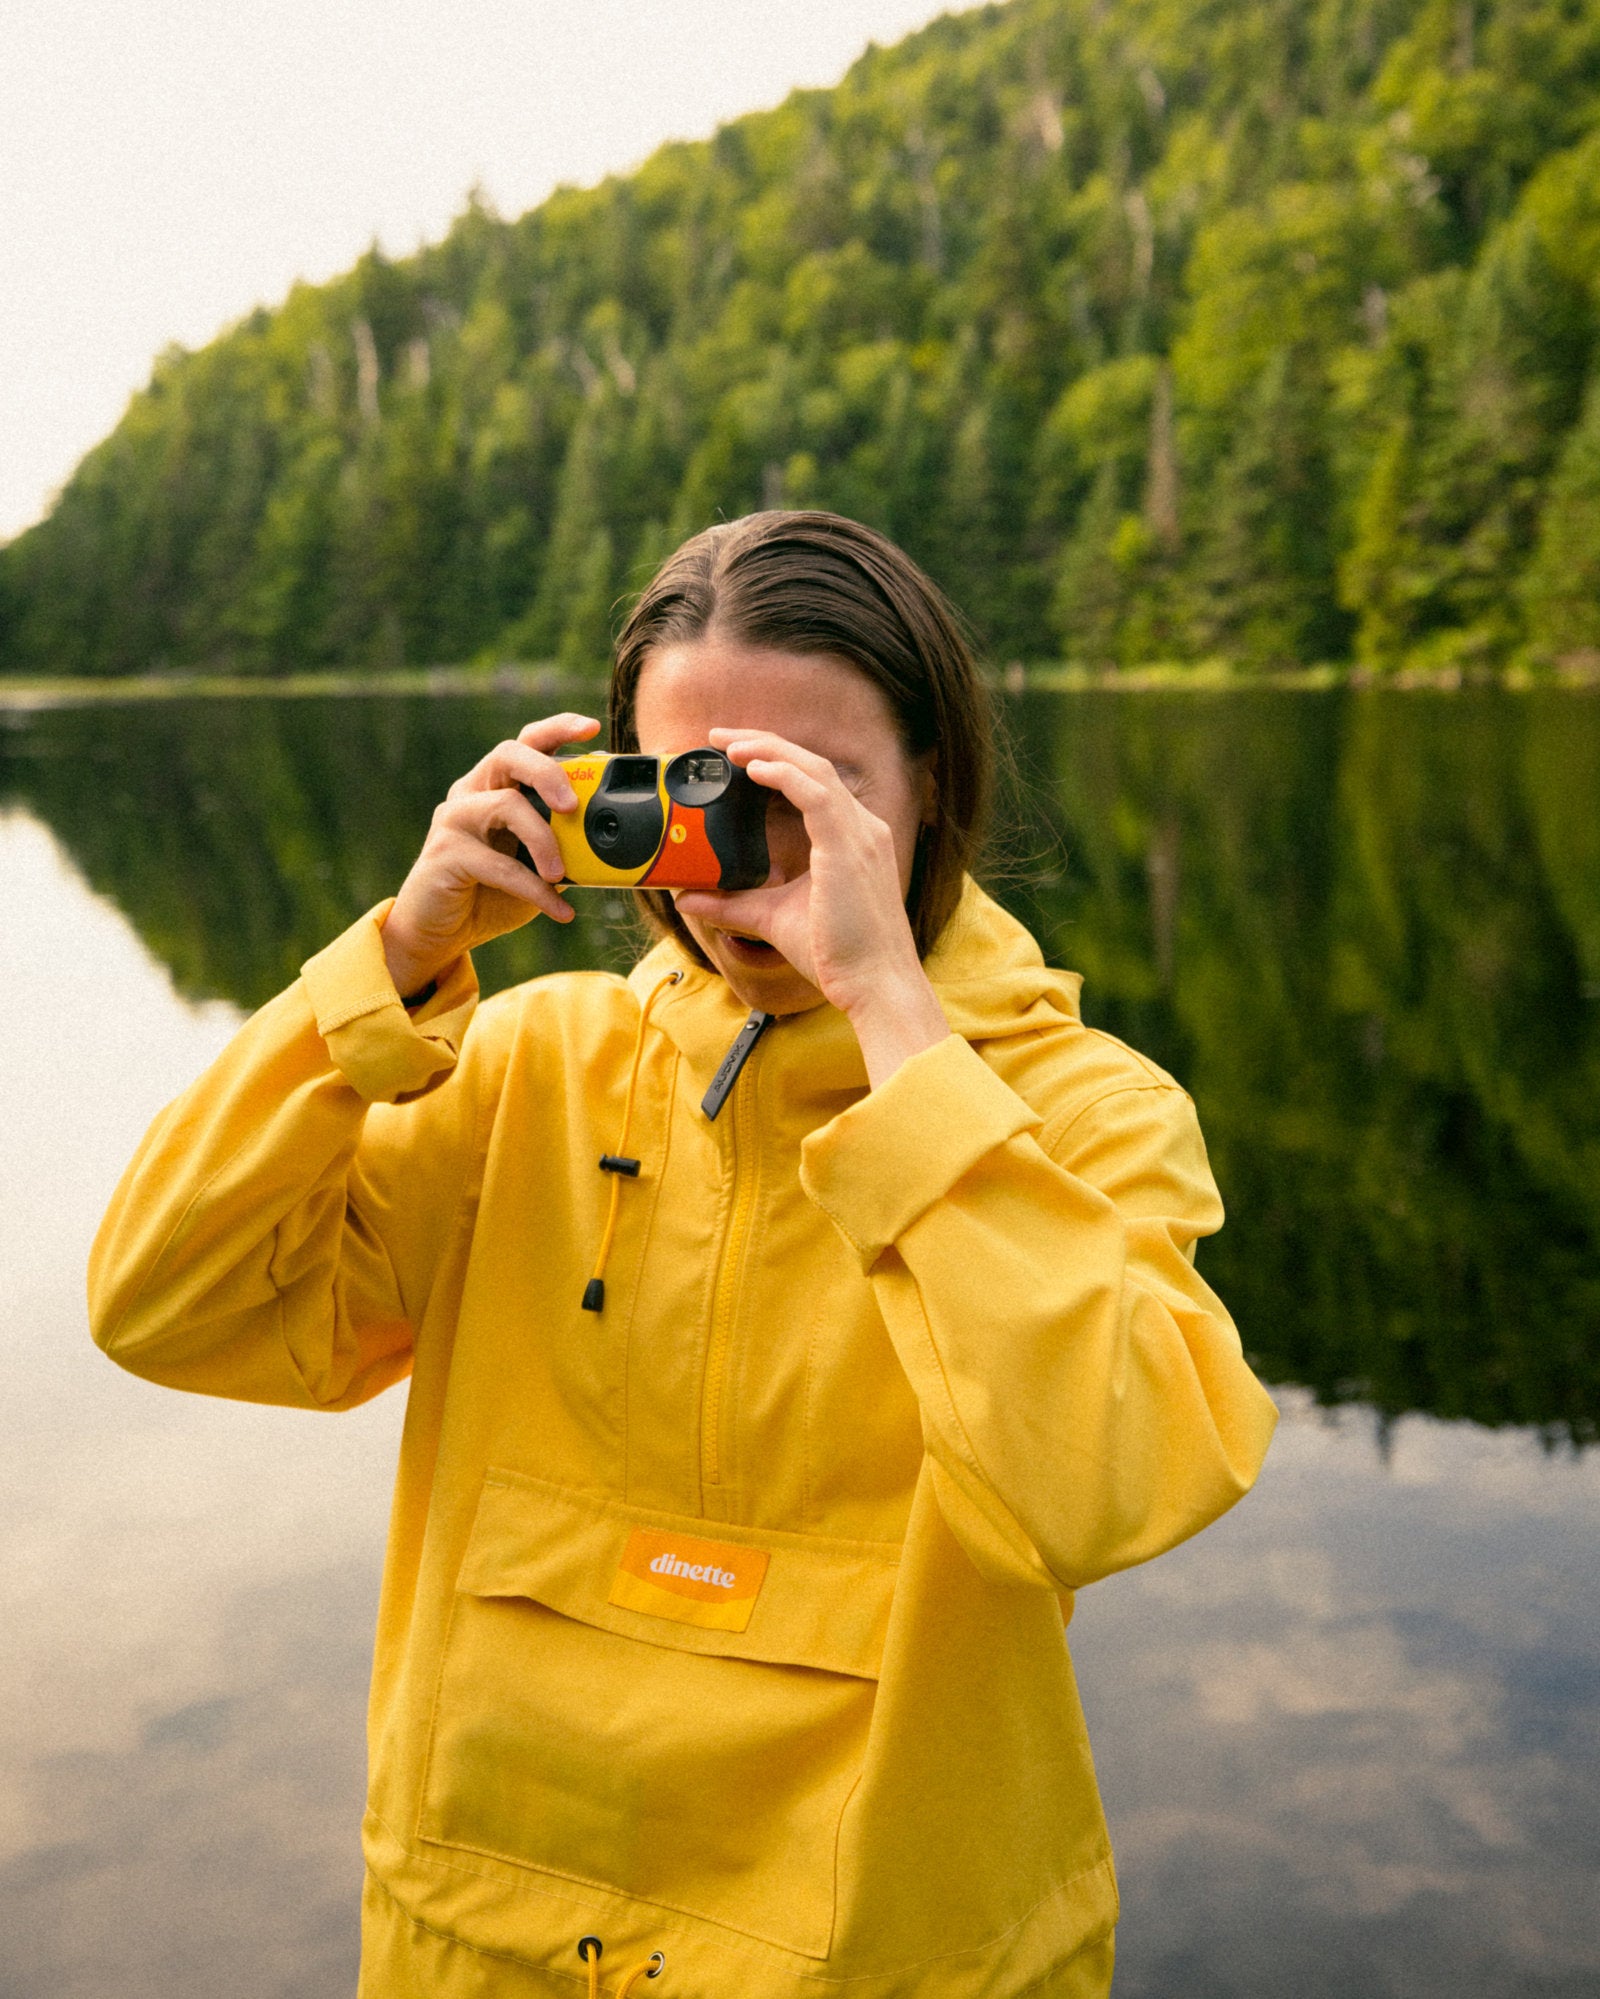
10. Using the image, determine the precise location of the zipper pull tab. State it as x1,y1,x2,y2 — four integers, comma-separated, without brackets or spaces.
701,1010,774,1121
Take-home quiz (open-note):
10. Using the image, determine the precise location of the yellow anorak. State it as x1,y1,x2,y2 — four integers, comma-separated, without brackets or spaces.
90,881,1276,1998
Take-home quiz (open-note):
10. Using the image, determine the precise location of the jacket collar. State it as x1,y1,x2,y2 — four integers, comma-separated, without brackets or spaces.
625,879,1081,1107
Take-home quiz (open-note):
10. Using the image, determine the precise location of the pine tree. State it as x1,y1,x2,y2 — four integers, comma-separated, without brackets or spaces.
1185,348,1348,667
1522,374,1600,663
512,394,617,660
1052,462,1130,666
558,525,619,672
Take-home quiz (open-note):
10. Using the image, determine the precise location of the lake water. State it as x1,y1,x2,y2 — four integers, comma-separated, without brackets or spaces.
2,687,1597,1997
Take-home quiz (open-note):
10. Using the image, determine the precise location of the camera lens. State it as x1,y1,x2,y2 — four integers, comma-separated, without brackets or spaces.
592,807,621,849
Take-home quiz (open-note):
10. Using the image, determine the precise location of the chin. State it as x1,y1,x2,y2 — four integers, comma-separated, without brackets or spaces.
704,933,823,1016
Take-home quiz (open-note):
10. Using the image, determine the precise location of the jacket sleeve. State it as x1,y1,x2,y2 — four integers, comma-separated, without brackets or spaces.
799,1032,1278,1591
88,902,481,1411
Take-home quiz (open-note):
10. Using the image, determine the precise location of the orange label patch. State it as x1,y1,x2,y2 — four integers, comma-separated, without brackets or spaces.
608,1527,770,1632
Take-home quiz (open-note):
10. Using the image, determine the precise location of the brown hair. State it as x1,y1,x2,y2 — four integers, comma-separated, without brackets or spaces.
609,510,992,961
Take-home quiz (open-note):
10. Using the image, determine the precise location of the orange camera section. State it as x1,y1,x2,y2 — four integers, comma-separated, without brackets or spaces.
641,801,723,889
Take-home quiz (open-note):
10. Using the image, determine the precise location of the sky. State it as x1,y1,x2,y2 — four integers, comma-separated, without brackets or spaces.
0,0,971,544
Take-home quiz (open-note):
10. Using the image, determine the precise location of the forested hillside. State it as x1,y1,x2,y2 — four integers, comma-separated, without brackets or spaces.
5,0,1600,678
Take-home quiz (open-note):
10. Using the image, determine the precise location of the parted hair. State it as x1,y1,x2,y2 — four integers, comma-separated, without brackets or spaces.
608,510,993,962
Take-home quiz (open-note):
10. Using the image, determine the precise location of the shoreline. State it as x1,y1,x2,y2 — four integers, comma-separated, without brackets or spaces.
2,655,1599,711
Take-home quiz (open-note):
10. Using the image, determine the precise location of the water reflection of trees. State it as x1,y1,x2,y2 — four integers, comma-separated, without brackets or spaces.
0,694,641,1006
5,690,1596,1438
1008,690,1600,1442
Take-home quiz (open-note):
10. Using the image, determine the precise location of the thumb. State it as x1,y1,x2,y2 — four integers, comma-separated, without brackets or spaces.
675,883,783,937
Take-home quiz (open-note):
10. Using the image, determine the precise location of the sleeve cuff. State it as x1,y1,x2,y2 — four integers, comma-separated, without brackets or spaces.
799,1033,1040,1267
299,900,478,1104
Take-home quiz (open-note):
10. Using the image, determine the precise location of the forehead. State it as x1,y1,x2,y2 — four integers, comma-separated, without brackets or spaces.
634,638,901,757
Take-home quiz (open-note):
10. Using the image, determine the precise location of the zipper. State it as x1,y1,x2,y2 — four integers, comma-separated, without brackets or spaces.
701,1036,763,1490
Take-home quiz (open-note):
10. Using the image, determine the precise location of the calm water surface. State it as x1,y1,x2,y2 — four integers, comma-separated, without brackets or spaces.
1,688,1597,1997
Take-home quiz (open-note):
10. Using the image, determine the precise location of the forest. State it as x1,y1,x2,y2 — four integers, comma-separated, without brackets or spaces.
4,0,1600,679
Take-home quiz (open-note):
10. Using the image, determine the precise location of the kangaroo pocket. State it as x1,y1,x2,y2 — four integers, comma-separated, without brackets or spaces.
418,1470,900,1958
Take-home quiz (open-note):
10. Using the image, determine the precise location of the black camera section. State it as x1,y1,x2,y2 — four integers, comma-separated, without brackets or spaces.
701,765,769,890
583,757,666,869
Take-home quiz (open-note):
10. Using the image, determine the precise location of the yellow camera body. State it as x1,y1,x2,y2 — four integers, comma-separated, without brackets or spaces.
519,749,768,890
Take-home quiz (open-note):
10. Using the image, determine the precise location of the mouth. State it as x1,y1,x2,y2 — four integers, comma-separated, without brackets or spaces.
714,930,783,967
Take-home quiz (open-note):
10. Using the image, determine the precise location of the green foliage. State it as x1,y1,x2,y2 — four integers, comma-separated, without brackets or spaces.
5,0,1600,678
1340,219,1592,666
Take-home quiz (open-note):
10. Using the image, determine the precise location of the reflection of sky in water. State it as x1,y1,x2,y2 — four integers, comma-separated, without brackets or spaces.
2,810,1596,1997
1075,1401,1600,1996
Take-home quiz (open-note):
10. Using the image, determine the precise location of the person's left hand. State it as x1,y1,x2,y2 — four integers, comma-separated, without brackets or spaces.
675,727,926,1025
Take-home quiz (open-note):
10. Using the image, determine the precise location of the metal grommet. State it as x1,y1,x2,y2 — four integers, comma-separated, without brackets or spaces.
646,1952,666,1978
577,1936,603,1962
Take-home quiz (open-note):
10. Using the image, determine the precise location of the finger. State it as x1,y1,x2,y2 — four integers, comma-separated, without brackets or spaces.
450,713,596,798
675,883,787,938
495,741,582,812
712,735,865,836
517,712,601,752
483,785,570,881
742,755,848,836
446,828,574,922
454,739,580,812
708,727,842,789
438,787,566,881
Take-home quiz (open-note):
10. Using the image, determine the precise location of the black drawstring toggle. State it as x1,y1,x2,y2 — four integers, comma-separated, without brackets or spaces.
701,1010,775,1121
599,1153,641,1176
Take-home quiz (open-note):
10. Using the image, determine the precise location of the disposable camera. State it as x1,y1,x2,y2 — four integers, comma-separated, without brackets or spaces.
518,749,769,890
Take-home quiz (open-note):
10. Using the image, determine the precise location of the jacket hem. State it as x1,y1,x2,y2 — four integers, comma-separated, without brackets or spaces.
364,1806,1117,1997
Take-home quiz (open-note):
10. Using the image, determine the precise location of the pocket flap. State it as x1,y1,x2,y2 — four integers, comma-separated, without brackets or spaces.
460,1469,899,1680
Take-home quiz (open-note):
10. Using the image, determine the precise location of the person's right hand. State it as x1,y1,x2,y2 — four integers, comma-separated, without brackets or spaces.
379,713,599,998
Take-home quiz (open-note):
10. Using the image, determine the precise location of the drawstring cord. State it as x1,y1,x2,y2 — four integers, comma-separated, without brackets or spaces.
582,970,683,1314
579,1935,665,1998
